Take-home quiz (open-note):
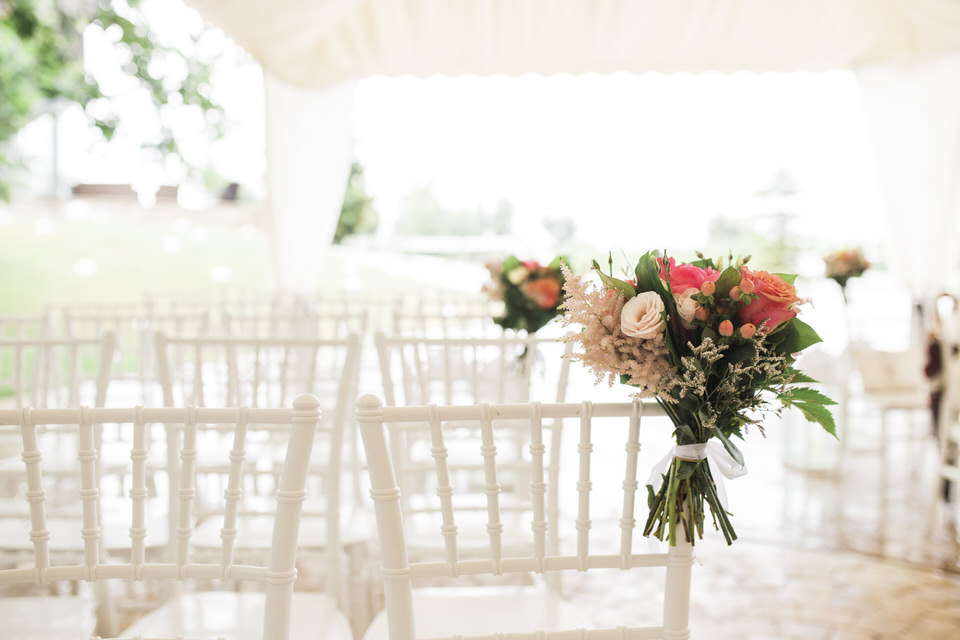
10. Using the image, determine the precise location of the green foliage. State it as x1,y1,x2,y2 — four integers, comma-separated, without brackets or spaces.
0,0,225,199
334,162,378,243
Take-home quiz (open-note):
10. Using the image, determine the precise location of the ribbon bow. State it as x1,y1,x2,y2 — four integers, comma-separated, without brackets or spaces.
647,440,748,509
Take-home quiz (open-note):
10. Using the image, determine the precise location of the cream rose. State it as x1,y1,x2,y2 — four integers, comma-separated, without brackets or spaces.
506,265,529,285
675,287,701,329
621,291,666,339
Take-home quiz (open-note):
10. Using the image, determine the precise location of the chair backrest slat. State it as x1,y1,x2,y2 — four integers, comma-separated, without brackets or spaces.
130,408,148,573
576,402,593,570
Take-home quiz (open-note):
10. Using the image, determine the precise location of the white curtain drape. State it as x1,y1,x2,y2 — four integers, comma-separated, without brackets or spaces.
264,74,355,291
857,55,960,298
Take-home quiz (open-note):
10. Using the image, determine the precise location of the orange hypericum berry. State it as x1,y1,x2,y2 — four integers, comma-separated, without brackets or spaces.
719,320,734,337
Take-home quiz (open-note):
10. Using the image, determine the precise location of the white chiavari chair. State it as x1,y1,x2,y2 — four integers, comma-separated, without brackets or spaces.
851,347,930,461
61,304,210,405
0,395,352,640
390,308,502,340
357,395,694,640
0,334,116,410
153,332,368,628
222,308,368,340
0,312,53,340
373,333,573,558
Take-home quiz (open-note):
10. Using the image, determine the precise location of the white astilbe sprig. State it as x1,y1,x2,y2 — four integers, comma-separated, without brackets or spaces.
559,265,679,398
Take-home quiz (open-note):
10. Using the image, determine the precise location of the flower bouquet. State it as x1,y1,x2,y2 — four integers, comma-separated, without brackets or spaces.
561,252,836,546
824,247,870,300
484,256,567,333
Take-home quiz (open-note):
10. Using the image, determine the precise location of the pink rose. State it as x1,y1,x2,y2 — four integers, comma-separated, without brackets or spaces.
658,258,720,294
737,268,801,331
621,292,665,339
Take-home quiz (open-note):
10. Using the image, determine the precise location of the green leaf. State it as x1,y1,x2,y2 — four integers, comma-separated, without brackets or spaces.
713,266,742,300
635,252,678,319
777,318,823,354
774,273,798,284
725,343,757,366
502,255,522,273
782,387,837,406
784,367,818,384
673,423,696,442
791,402,838,439
633,252,663,294
591,260,635,299
690,257,715,269
675,460,697,480
711,426,745,467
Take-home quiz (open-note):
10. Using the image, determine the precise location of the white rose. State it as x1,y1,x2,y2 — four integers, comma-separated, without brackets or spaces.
506,265,529,285
621,291,666,339
675,287,701,330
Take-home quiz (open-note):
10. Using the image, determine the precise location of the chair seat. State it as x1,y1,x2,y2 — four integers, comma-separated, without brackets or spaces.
0,509,169,553
0,595,96,640
191,514,368,551
122,591,352,640
361,586,591,640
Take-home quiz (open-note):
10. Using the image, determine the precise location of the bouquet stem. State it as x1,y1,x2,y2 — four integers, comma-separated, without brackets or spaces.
644,456,737,546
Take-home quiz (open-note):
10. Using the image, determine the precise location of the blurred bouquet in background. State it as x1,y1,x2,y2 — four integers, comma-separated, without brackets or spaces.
483,256,566,333
561,252,835,546
824,247,871,299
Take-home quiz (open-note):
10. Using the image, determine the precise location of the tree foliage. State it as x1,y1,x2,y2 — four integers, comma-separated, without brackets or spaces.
0,0,225,199
334,162,378,243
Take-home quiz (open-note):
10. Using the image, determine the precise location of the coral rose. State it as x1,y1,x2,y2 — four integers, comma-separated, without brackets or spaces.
522,277,562,309
658,258,720,294
621,291,666,339
738,268,801,330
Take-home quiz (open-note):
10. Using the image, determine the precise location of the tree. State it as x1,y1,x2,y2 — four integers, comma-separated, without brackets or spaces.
0,0,226,199
334,162,378,243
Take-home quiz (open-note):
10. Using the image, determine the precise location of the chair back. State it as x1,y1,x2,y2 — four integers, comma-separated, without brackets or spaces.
357,395,694,640
62,304,209,403
0,395,322,640
375,332,571,407
0,334,116,408
223,308,368,340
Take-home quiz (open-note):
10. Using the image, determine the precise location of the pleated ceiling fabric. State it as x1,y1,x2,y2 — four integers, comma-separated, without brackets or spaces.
188,0,960,89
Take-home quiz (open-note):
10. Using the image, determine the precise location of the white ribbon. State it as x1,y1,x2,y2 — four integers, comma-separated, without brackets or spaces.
647,440,748,509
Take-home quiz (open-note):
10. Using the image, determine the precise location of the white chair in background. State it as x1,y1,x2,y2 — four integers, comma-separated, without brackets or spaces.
356,395,694,640
61,304,210,404
390,308,502,339
0,395,352,640
0,334,116,409
0,312,53,340
374,332,572,407
223,308,369,340
146,289,317,330
851,346,930,460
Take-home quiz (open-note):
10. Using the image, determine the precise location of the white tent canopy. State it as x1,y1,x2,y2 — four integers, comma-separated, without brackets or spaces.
191,0,960,85
187,0,960,294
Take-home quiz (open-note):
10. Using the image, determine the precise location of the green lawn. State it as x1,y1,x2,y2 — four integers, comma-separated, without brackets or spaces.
0,214,273,313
